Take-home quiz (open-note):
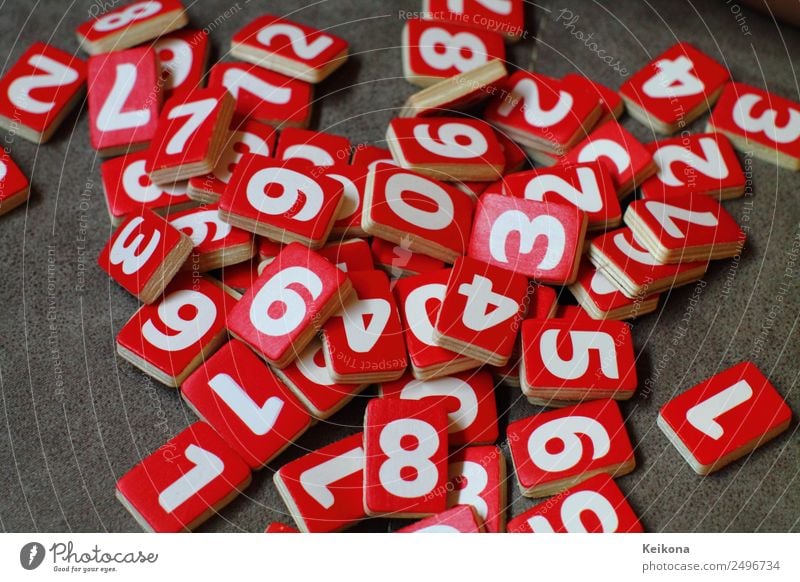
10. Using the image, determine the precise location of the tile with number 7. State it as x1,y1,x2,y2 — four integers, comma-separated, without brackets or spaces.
116,421,251,532
363,398,450,518
658,361,792,475
274,433,367,532
507,399,636,498
181,340,312,469
227,243,353,368
434,256,529,366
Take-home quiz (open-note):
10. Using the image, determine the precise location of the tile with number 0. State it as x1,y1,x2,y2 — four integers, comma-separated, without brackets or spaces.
469,193,587,285
87,47,162,157
363,398,450,518
507,399,636,497
568,260,660,321
0,150,29,216
658,361,792,475
116,421,250,532
380,370,498,447
433,256,529,366
394,269,481,380
76,0,188,55
641,133,746,201
97,209,193,304
115,275,235,386
181,339,312,469
274,433,367,532
231,14,349,83
154,29,209,99
588,227,707,298
520,318,638,403
386,117,505,182
227,243,353,368
507,473,643,533
0,42,87,144
624,195,745,263
362,163,474,263
207,62,313,129
402,18,505,87
219,156,344,249
620,42,729,134
397,504,484,532
421,0,525,42
447,445,506,532
706,81,800,171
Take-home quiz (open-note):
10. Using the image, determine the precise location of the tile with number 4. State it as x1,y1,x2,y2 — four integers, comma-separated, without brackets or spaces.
231,15,349,83
469,193,587,285
363,398,449,518
707,81,800,171
658,361,792,475
116,275,235,386
434,256,529,366
274,433,367,532
447,445,507,532
116,422,251,532
0,151,29,216
507,399,636,497
97,209,193,304
520,318,638,404
181,340,312,469
380,370,499,447
0,42,86,144
227,243,353,368
397,505,484,532
402,18,505,87
507,473,643,533
322,270,407,383
624,195,746,263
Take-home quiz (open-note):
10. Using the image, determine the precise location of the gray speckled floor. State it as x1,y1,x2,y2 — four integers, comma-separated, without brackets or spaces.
0,0,797,533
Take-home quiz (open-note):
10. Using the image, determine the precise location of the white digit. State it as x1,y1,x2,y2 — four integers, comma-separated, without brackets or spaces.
379,418,439,498
96,63,151,132
642,56,704,99
155,36,193,91
246,167,323,221
221,68,292,105
528,490,618,532
165,98,216,155
158,444,224,513
8,54,79,114
589,270,618,296
524,167,603,213
446,0,512,15
93,1,162,32
458,274,519,331
489,210,565,269
327,172,359,220
653,136,728,186
732,94,800,144
419,28,487,72
0,160,6,181
386,173,454,230
108,216,160,274
577,139,630,176
540,328,619,380
448,460,489,519
413,122,489,159
415,525,461,532
256,23,334,59
643,200,718,239
399,377,478,434
141,289,217,351
295,343,335,386
404,283,445,346
496,77,573,128
686,379,753,440
249,267,322,336
299,446,364,509
281,144,335,166
339,298,391,353
527,416,611,472
208,373,283,436
170,209,231,245
213,130,272,183
612,232,660,266
122,159,186,203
